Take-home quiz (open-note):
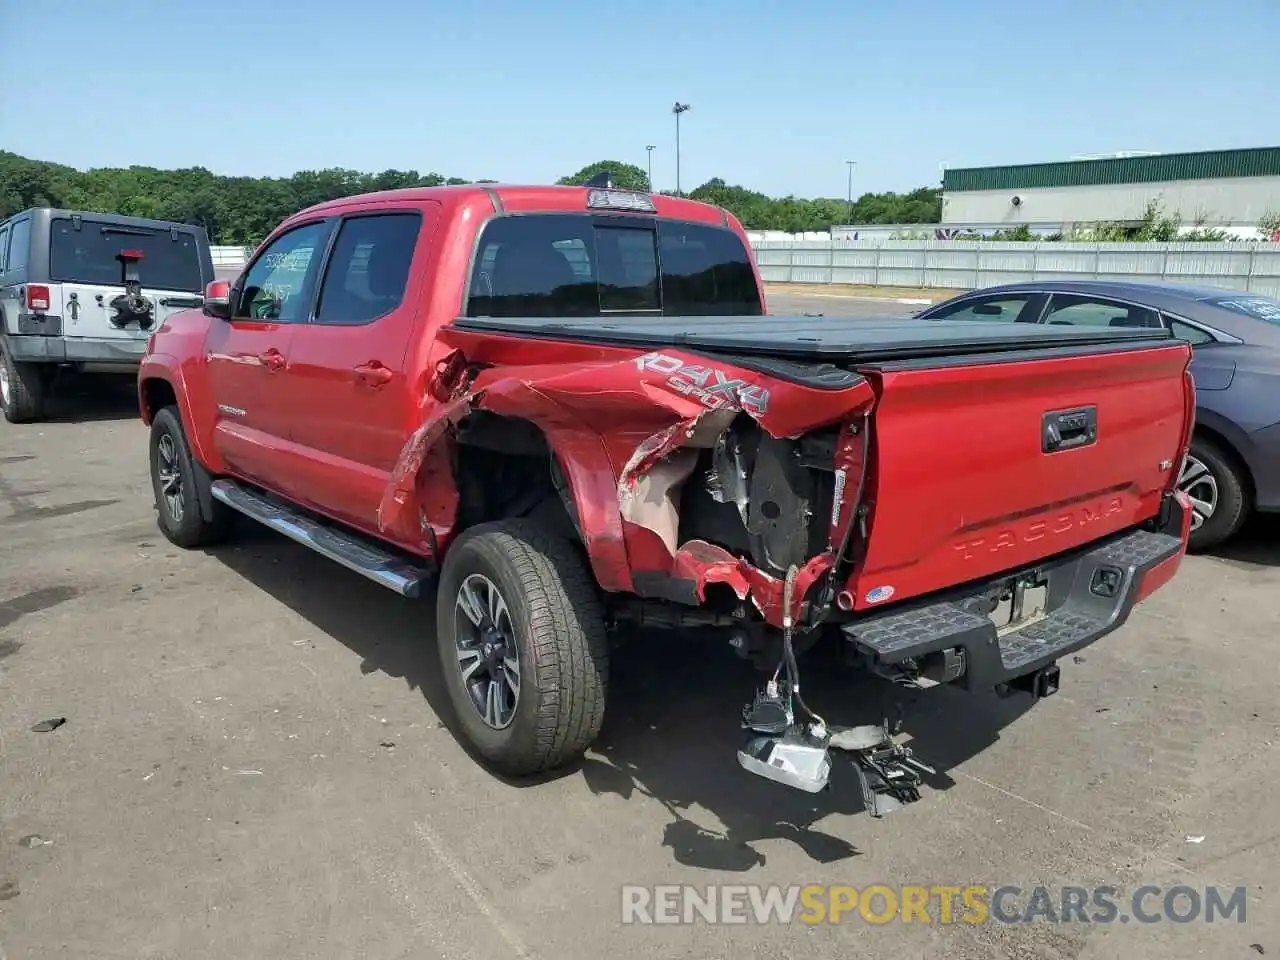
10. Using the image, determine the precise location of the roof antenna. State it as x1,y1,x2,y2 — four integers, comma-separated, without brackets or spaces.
584,170,614,189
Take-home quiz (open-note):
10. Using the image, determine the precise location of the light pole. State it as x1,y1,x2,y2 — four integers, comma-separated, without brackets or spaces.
672,102,691,195
646,144,656,191
845,160,857,222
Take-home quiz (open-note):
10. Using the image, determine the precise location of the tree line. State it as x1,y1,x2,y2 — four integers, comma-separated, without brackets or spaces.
0,151,941,245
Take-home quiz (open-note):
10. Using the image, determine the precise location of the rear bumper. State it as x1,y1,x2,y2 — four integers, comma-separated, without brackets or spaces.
3,334,147,368
841,494,1190,691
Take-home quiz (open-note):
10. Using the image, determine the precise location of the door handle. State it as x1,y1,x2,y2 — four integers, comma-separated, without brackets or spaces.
259,348,286,372
354,361,393,386
1042,405,1097,453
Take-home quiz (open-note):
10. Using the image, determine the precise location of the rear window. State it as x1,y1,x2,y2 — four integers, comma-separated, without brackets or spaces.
50,218,204,292
466,214,761,318
1208,294,1280,325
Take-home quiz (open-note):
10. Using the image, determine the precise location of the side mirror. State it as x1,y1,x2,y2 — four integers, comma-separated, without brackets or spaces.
204,280,232,320
972,303,1003,316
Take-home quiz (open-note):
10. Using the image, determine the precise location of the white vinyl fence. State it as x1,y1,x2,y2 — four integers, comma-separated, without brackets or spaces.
751,240,1280,296
211,240,1280,297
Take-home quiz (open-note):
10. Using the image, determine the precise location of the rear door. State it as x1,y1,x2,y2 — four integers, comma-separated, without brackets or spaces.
48,217,208,353
204,219,333,487
274,205,439,532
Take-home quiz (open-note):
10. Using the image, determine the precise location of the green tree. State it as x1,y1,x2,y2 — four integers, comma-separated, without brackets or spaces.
557,161,650,191
0,150,944,244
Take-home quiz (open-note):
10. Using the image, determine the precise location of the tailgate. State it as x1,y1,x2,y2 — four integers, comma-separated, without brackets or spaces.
846,341,1192,609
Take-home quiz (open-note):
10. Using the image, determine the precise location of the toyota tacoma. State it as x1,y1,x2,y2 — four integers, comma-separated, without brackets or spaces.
138,177,1195,812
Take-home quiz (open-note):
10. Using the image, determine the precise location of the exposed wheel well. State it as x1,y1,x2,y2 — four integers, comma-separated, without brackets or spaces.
1193,422,1255,508
451,411,581,543
140,377,178,423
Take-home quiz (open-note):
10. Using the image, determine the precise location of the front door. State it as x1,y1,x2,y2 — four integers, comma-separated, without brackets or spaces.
275,205,440,535
204,219,332,487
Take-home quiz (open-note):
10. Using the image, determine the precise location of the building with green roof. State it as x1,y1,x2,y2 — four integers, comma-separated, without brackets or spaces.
940,147,1280,232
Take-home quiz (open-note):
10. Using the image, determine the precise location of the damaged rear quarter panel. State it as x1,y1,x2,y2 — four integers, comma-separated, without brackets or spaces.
388,329,877,617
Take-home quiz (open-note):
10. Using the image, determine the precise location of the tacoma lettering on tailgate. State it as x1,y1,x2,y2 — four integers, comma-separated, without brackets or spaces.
953,496,1126,561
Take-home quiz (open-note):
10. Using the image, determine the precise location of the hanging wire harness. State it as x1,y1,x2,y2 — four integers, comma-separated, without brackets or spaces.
735,419,937,813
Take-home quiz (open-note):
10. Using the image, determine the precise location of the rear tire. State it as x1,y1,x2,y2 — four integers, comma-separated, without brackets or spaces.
149,406,233,549
0,343,47,423
1182,435,1249,552
435,519,609,776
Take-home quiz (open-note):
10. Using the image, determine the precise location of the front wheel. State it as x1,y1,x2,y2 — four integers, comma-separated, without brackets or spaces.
149,406,233,549
435,519,609,777
1180,435,1249,551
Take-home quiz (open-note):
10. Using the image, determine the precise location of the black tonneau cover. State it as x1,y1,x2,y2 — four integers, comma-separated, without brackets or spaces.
449,315,1173,363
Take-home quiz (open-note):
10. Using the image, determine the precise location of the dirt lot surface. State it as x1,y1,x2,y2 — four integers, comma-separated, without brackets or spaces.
764,282,964,303
1,379,1277,960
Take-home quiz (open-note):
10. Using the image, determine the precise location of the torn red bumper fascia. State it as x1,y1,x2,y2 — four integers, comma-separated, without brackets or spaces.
669,540,836,625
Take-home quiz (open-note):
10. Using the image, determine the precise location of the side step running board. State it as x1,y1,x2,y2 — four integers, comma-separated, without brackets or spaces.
210,480,433,598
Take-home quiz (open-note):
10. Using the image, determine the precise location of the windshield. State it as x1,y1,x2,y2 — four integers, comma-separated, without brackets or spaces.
466,214,762,318
50,218,204,292
1208,294,1280,325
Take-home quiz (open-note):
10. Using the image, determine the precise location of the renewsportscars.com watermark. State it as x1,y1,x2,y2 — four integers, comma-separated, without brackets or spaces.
621,884,1249,926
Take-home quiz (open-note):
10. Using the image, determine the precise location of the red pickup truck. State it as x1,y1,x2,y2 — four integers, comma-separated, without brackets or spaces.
139,180,1195,810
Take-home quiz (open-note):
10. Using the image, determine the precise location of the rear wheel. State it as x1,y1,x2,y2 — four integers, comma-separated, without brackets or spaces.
435,519,608,776
1180,435,1249,551
149,406,233,548
0,344,47,423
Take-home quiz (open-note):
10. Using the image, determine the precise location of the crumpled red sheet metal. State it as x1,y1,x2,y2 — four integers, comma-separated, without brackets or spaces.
376,342,874,625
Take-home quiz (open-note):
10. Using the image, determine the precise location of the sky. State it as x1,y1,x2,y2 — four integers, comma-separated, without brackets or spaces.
2,0,1278,200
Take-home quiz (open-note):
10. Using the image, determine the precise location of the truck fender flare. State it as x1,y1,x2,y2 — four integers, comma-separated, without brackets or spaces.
138,356,226,523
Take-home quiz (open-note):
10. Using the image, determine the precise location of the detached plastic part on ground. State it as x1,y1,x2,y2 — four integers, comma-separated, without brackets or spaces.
733,565,936,812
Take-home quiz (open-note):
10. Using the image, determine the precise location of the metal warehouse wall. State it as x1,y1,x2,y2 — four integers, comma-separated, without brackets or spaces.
942,176,1280,226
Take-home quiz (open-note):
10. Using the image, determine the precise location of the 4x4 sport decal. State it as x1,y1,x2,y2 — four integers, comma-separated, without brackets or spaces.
632,352,770,416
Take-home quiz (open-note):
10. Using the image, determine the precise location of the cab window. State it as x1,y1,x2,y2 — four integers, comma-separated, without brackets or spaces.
466,214,761,318
234,221,330,322
314,213,421,326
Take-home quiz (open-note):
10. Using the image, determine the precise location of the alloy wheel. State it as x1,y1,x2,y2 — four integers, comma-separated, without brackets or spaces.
156,432,185,523
1178,454,1218,532
454,573,521,730
0,361,10,409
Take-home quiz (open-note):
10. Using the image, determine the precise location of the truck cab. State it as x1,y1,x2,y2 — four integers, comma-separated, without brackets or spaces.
0,207,214,423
